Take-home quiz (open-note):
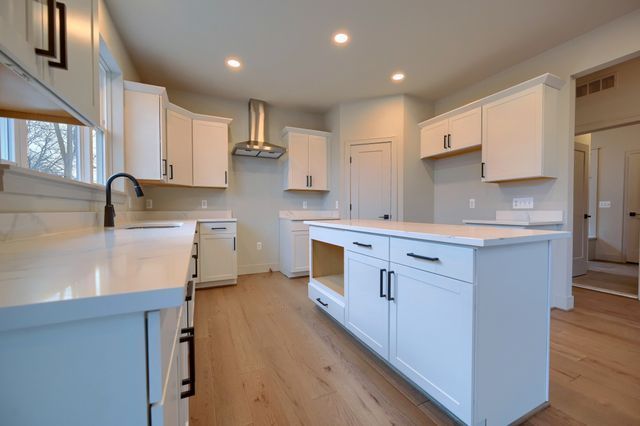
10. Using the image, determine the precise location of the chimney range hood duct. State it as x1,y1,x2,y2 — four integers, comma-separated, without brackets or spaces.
232,99,286,159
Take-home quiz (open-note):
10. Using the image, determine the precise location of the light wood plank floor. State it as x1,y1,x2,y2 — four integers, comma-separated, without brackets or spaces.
574,269,638,296
191,272,640,425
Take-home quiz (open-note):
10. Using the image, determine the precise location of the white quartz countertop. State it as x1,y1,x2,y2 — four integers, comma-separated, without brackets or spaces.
304,220,569,247
0,221,199,332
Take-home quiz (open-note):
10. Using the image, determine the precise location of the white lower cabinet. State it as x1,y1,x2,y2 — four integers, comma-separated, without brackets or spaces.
345,250,390,358
389,263,473,422
198,222,238,286
280,219,311,277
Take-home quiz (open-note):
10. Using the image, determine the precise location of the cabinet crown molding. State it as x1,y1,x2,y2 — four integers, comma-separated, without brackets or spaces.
282,126,332,138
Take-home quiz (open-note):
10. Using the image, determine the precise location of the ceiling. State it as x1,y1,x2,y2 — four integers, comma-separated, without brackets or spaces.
105,0,640,112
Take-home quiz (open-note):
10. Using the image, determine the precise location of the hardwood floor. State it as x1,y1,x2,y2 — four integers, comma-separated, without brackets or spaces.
191,272,640,425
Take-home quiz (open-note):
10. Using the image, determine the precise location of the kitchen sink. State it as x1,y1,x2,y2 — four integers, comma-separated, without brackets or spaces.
123,221,184,229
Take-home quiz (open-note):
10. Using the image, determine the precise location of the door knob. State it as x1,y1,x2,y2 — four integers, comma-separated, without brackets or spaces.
378,214,390,220
630,212,637,217
584,214,591,219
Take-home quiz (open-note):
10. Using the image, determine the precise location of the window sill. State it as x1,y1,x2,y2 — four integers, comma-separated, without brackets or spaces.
0,162,127,204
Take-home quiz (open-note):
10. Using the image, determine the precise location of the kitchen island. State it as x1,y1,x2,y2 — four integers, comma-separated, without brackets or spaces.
305,219,569,426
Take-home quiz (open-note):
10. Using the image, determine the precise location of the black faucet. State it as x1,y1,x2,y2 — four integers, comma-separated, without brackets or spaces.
104,173,144,227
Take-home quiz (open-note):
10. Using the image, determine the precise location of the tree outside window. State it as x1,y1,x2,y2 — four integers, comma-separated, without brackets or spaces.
27,121,80,179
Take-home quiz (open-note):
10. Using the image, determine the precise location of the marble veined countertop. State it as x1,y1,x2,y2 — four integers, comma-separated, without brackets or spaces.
0,221,200,332
304,220,570,247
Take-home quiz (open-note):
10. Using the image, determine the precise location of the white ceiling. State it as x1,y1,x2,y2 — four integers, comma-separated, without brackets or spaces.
105,0,640,112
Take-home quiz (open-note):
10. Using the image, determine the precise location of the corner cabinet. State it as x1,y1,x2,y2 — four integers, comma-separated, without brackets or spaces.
283,127,330,191
420,107,481,159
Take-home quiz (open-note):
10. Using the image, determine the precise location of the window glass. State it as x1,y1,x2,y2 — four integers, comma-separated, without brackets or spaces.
0,117,15,162
92,128,105,184
27,121,80,179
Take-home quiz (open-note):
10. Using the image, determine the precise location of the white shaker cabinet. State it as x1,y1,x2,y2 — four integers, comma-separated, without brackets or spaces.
420,107,481,159
198,222,237,287
482,84,558,182
192,119,230,188
283,127,330,191
279,219,310,278
0,0,45,80
124,82,168,181
166,106,193,186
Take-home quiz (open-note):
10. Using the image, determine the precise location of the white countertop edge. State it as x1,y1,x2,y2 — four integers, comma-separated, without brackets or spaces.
195,218,237,223
304,221,570,247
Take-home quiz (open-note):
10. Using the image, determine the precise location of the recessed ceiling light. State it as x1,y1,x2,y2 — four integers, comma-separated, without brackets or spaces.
391,72,405,82
226,57,242,69
333,32,350,45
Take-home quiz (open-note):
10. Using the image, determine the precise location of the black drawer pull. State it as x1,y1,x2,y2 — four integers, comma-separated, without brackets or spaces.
407,253,439,262
352,242,372,248
210,227,227,230
316,297,329,307
180,327,195,399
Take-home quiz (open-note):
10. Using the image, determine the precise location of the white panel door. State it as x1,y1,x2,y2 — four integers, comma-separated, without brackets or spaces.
43,0,99,125
166,110,193,186
482,86,543,181
350,142,392,220
420,119,448,158
623,152,640,263
308,134,327,190
200,234,237,282
292,231,310,273
448,107,481,151
192,120,228,187
124,90,163,180
389,263,473,422
287,133,309,189
572,143,589,276
345,250,390,359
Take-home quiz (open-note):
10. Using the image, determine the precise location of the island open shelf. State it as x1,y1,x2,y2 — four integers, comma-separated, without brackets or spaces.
310,239,344,296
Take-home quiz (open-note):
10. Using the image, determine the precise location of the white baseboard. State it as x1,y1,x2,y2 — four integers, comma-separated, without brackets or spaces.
238,263,280,276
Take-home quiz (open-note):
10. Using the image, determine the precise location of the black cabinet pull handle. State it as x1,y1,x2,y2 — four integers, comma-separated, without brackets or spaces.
35,0,56,58
316,297,329,307
180,327,195,399
306,175,309,187
185,280,194,302
352,242,372,248
407,252,440,262
443,134,447,150
169,164,174,180
447,134,451,149
225,170,227,185
192,254,198,278
194,242,199,257
387,270,395,301
48,2,68,70
630,212,637,217
481,162,485,179
233,236,236,251
162,159,167,177
309,175,313,187
379,268,387,298
210,227,227,230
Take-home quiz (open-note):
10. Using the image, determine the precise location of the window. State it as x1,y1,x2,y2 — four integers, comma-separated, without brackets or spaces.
26,121,81,179
0,117,15,162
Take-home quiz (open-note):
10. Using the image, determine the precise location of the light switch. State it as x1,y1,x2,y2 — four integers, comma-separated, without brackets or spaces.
513,197,534,209
599,201,611,208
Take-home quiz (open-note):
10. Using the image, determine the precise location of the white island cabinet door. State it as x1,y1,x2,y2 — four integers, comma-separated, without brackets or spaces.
345,250,390,359
389,263,473,424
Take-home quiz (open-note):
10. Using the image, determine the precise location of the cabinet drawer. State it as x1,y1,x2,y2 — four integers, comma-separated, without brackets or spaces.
390,238,474,282
309,281,345,325
309,226,343,247
344,231,389,260
199,221,236,235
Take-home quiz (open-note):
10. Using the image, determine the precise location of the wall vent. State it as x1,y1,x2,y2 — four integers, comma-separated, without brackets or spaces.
576,73,616,98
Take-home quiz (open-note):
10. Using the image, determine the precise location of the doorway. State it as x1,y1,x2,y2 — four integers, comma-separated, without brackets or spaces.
348,141,393,220
572,142,589,276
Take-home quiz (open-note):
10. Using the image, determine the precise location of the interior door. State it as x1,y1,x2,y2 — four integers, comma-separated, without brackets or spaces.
349,142,392,220
192,120,228,187
307,135,327,190
288,133,309,189
166,109,193,186
345,250,390,359
573,143,589,276
623,151,640,263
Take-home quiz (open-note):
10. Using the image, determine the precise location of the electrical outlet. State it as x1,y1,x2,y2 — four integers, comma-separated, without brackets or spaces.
303,201,308,209
335,200,339,209
145,199,153,209
201,200,207,209
469,198,476,209
599,201,611,208
256,242,262,250
513,197,534,209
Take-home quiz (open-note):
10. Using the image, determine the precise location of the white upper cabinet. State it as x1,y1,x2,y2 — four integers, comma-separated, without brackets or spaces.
420,107,481,159
482,84,558,182
0,0,99,125
283,127,330,191
166,107,193,186
192,119,229,188
124,82,168,181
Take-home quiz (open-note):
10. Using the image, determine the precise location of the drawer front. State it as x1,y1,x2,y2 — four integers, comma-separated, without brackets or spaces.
290,221,309,232
199,221,236,235
309,281,345,325
344,230,389,260
309,226,344,247
390,238,474,283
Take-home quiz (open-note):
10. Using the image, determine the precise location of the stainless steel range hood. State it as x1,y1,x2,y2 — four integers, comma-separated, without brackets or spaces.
232,99,286,159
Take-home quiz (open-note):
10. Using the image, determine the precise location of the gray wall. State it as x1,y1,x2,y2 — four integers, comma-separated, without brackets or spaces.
591,123,640,261
135,89,329,274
